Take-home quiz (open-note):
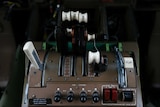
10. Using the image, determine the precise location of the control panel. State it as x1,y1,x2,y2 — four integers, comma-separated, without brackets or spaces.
21,2,143,106
21,41,142,107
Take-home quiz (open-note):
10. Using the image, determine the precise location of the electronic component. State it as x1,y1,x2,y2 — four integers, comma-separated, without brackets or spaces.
21,42,142,107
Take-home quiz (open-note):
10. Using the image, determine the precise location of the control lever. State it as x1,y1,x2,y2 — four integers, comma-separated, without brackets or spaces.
88,51,100,64
23,41,43,71
88,51,101,76
99,6,109,40
114,46,127,88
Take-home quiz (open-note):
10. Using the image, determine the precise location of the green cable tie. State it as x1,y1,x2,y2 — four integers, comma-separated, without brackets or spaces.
106,43,110,52
118,42,123,52
42,42,46,50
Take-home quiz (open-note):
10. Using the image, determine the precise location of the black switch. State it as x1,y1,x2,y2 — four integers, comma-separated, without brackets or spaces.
92,92,100,103
122,91,133,101
80,91,87,103
54,91,61,102
67,91,74,102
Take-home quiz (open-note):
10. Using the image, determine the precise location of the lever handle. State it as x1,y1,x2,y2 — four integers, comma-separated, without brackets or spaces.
23,41,42,70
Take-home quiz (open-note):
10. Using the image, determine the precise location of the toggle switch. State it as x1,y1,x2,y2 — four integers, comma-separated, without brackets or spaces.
103,88,118,103
111,89,118,102
103,89,110,102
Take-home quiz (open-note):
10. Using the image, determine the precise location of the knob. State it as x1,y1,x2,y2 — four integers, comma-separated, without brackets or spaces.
80,91,87,103
67,91,74,102
54,91,61,102
92,92,100,103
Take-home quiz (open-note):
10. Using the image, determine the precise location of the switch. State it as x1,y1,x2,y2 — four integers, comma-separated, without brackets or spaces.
80,91,87,103
103,89,110,102
54,91,61,102
92,91,100,103
67,91,74,102
111,89,118,102
122,91,133,101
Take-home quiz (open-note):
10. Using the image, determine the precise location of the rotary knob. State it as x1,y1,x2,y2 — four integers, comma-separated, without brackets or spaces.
54,91,61,102
80,91,87,103
92,91,100,103
67,91,74,102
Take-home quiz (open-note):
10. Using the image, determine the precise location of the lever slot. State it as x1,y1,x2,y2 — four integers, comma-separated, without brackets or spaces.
71,56,76,76
58,56,64,76
114,46,127,88
82,56,87,76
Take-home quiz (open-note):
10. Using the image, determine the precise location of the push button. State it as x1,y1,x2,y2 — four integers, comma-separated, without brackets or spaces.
111,89,118,102
103,88,118,103
103,89,110,101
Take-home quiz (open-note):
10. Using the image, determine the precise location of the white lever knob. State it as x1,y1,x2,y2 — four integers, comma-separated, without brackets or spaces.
79,12,88,23
66,28,72,33
88,34,95,41
71,11,79,21
62,11,71,21
88,51,100,64
23,41,42,70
